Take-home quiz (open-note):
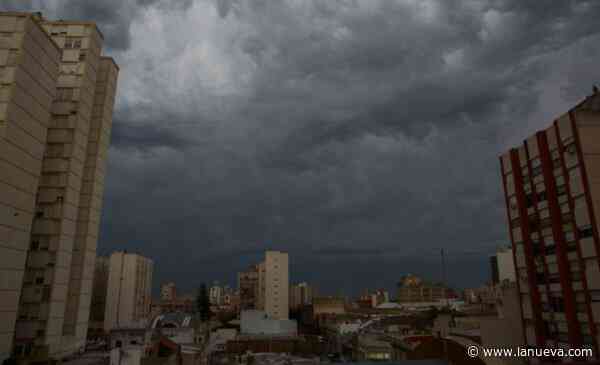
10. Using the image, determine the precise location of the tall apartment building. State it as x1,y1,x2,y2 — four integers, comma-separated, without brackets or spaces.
104,252,153,331
88,256,108,338
0,12,60,362
263,251,289,320
500,90,600,356
238,264,259,310
0,11,119,362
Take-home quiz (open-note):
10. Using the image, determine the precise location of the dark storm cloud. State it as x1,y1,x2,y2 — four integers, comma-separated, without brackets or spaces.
4,0,600,294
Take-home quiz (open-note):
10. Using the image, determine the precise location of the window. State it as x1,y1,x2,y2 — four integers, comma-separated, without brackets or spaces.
31,241,39,250
35,277,44,285
532,166,543,177
557,185,567,196
579,226,594,238
79,52,86,61
73,39,82,48
565,143,577,155
537,191,547,202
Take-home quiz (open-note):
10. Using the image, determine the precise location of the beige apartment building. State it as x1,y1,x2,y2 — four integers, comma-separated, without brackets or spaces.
104,252,153,331
263,251,289,320
0,11,119,362
499,90,600,356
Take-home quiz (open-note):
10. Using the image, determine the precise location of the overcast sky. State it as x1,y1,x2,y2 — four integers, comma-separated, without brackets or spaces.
4,0,600,296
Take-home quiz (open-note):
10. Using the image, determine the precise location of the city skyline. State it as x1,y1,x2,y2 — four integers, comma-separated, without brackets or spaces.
3,0,600,297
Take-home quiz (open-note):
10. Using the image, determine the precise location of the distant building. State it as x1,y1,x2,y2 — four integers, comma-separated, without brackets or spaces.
160,282,177,301
209,283,223,305
262,251,289,319
312,297,346,317
89,256,110,338
238,264,259,310
104,252,153,331
290,282,313,310
397,275,449,303
500,90,600,353
489,255,500,284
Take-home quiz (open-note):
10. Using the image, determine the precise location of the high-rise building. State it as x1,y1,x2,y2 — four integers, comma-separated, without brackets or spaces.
263,250,289,320
499,90,600,355
0,12,61,363
160,282,176,301
238,264,259,311
0,11,118,362
290,282,312,310
88,256,109,338
104,252,153,331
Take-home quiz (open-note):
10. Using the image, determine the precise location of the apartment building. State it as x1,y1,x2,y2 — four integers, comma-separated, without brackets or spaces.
263,251,289,320
499,89,600,356
104,252,153,331
0,12,60,362
0,11,119,362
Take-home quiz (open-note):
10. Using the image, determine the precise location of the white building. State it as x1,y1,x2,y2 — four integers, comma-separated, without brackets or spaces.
104,252,153,331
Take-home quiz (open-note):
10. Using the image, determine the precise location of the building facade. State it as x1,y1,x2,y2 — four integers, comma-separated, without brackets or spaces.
104,252,153,331
0,12,61,362
500,90,600,356
0,11,118,362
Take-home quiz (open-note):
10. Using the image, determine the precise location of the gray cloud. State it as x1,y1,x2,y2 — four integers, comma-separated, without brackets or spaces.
5,0,600,295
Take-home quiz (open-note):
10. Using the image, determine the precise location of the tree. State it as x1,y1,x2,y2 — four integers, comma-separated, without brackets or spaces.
196,283,211,322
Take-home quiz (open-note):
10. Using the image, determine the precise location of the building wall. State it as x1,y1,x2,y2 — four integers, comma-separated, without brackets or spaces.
0,12,60,362
500,91,600,353
264,251,289,320
104,252,153,331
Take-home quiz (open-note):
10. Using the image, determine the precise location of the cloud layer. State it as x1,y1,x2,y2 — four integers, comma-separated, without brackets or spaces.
3,0,600,295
